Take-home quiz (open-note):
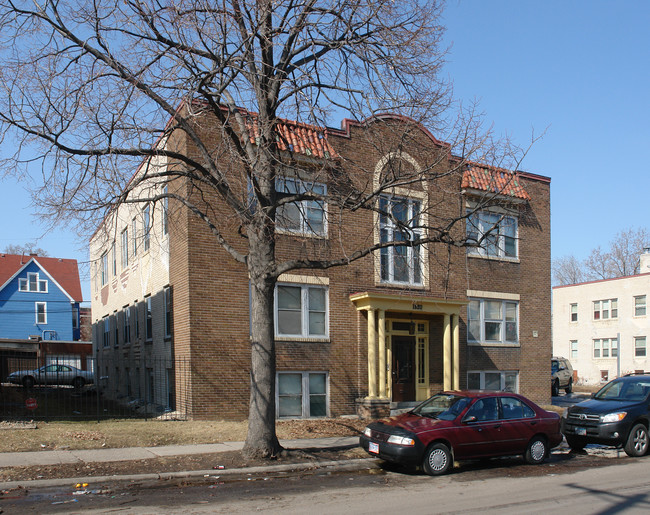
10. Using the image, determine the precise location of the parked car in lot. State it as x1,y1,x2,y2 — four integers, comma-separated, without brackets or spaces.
7,364,94,389
359,391,563,475
561,373,650,457
552,357,573,396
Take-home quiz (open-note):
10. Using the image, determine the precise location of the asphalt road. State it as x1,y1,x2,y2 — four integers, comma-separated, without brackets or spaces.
3,448,649,514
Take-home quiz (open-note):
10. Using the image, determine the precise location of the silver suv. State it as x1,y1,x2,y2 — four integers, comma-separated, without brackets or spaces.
552,357,573,396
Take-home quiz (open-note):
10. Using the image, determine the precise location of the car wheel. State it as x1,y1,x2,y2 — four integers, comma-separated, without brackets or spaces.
565,436,586,451
624,423,649,457
552,380,559,397
72,377,85,389
422,443,452,476
524,436,548,465
22,376,35,389
565,378,573,394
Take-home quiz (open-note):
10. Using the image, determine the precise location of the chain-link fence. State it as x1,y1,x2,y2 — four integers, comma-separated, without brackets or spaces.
0,354,191,422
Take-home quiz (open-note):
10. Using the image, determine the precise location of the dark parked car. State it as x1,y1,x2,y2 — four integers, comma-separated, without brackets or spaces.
360,391,562,475
7,364,94,389
561,373,650,457
552,357,573,396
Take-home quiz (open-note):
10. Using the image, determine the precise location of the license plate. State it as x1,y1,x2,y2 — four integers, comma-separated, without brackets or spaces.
369,442,379,454
576,427,587,436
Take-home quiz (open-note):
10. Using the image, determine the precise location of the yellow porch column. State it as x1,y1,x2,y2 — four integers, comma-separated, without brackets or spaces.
367,308,377,398
378,309,387,398
443,313,451,390
452,314,460,390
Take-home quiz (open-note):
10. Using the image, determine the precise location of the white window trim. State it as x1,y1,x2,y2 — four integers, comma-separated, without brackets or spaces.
121,228,129,269
378,194,424,287
35,302,47,324
634,295,647,317
593,337,618,359
467,370,519,392
275,176,328,238
467,297,519,346
466,205,519,261
19,272,48,293
593,298,618,321
274,282,329,341
276,371,329,419
635,336,647,357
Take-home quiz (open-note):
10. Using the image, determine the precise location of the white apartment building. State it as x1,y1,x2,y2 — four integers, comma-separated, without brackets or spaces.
552,252,650,384
89,155,175,412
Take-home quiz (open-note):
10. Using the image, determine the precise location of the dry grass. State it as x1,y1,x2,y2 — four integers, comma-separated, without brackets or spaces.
0,418,367,453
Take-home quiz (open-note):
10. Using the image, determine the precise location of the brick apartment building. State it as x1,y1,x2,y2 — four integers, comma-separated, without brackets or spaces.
90,109,551,420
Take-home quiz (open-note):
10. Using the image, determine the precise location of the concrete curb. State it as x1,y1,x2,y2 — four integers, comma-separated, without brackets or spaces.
0,457,378,490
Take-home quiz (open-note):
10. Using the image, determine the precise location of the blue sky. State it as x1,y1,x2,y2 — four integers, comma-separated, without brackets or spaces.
1,0,648,303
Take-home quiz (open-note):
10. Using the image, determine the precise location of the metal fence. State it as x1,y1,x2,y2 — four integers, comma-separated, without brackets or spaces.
0,355,191,422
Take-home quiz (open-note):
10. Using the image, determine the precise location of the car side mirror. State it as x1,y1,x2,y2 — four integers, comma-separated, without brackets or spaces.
463,415,477,424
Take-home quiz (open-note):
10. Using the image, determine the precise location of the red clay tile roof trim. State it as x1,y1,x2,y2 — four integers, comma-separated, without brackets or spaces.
241,113,338,159
461,165,531,201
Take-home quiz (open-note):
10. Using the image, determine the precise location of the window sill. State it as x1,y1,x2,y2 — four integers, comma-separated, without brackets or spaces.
378,281,426,289
467,254,520,264
468,341,520,348
275,337,330,343
275,228,328,240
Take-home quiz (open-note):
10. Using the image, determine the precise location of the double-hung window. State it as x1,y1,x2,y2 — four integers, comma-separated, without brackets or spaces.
276,177,326,236
467,210,518,258
593,299,617,320
379,195,423,285
103,317,110,347
275,284,328,339
143,205,151,252
121,228,129,268
277,372,328,418
145,296,152,341
635,295,646,317
19,272,47,292
123,306,131,344
35,302,47,324
570,303,578,322
468,298,518,344
593,338,617,358
467,371,518,392
635,337,647,357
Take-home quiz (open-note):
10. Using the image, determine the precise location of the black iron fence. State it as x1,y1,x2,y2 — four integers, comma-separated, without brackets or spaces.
0,355,191,422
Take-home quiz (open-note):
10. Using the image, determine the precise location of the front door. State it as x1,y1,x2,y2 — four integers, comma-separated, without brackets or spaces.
391,336,416,402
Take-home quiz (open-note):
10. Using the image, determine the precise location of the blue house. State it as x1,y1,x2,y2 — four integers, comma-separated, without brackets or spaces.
0,254,84,341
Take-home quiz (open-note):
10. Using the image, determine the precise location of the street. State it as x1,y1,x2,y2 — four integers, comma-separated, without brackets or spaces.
3,450,649,514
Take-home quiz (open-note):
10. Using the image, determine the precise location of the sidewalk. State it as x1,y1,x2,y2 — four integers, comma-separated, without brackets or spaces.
0,436,370,489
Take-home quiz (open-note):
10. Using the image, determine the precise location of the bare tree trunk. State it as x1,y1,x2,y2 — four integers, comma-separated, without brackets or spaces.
243,225,281,458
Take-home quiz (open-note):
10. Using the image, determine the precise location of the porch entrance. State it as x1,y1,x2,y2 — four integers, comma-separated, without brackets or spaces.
391,335,416,402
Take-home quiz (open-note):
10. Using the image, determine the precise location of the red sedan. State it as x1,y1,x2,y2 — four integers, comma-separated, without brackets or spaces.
360,390,562,475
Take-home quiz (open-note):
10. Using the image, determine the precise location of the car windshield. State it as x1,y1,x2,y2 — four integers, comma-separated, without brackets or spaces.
594,379,650,401
411,394,472,420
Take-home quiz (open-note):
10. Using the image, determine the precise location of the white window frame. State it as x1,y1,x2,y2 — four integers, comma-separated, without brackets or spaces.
635,295,646,317
132,217,138,257
635,336,646,357
467,298,519,345
123,306,131,345
275,177,327,237
162,186,169,236
467,370,519,392
276,371,329,419
466,209,518,259
121,228,129,269
19,272,48,293
593,338,618,358
145,296,153,341
101,252,108,286
570,303,578,322
274,283,329,339
103,316,110,347
593,298,618,320
570,340,578,359
111,243,117,276
35,302,47,324
143,205,151,252
379,194,423,286
164,286,172,338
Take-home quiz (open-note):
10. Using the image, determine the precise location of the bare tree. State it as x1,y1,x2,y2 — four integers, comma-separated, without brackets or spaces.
3,244,49,257
584,228,649,280
0,0,524,458
552,255,585,286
